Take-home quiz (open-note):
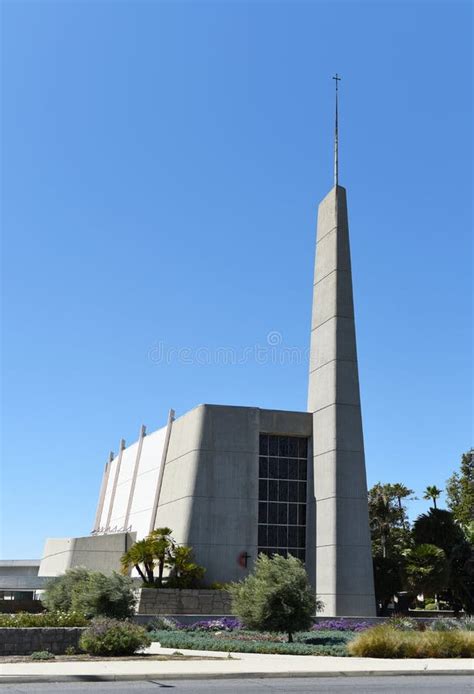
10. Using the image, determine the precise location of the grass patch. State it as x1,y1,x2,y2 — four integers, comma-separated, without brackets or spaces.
348,625,474,658
150,629,352,656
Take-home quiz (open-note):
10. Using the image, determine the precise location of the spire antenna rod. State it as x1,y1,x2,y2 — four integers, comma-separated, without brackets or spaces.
332,73,341,187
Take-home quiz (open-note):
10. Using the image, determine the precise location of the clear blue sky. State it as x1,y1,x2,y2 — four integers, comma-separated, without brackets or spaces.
1,1,472,559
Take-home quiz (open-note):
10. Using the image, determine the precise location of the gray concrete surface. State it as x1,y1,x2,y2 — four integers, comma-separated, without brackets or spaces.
0,676,472,692
308,185,375,616
38,533,135,577
157,404,312,584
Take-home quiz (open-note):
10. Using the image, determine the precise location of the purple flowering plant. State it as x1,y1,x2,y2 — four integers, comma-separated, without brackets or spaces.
186,617,242,632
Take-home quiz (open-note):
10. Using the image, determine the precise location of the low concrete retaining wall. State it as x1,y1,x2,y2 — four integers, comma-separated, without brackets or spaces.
0,628,85,656
137,588,232,616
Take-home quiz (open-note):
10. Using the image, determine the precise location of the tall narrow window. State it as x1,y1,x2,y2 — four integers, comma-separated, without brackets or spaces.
258,434,308,562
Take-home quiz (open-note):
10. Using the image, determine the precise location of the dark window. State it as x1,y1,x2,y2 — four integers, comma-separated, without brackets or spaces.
269,436,279,456
288,481,298,502
278,480,289,502
257,434,308,564
298,438,308,458
278,526,288,547
258,525,267,546
279,436,288,457
268,458,278,479
268,526,278,546
268,502,278,524
298,504,306,526
288,526,297,547
298,460,307,481
288,459,298,478
288,437,298,457
288,503,298,525
278,503,288,525
278,458,289,479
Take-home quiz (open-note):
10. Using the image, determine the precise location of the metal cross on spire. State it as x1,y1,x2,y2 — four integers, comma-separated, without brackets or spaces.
332,73,341,187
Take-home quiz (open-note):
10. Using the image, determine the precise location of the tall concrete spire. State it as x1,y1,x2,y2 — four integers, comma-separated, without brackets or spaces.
308,78,375,616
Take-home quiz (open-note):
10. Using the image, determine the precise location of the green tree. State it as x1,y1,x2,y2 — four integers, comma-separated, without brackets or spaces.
368,483,411,558
148,528,176,587
43,568,136,619
42,567,90,613
446,450,474,528
73,572,135,619
120,537,160,585
423,485,443,509
412,509,473,614
167,546,205,588
404,544,449,608
448,541,474,615
120,528,176,587
229,554,319,642
413,509,465,554
372,556,404,615
390,483,415,515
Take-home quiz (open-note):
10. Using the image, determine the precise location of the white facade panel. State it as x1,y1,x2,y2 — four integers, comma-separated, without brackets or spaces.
126,426,168,539
99,456,118,529
109,443,139,527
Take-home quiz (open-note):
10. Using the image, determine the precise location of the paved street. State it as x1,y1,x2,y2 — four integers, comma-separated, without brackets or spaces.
0,677,472,693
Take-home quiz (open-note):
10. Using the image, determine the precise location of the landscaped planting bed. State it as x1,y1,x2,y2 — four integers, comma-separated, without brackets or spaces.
151,629,353,656
148,618,370,656
148,616,474,658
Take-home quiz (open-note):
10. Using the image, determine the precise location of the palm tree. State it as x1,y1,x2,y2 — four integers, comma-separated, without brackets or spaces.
390,483,415,513
120,527,176,586
368,483,394,558
148,527,176,587
404,543,449,609
170,546,205,588
120,537,157,585
423,485,443,509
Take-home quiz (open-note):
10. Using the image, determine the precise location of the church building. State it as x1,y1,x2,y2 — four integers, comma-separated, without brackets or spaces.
39,80,376,617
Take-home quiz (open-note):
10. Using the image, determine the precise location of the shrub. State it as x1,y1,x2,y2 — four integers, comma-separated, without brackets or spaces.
404,544,449,597
387,615,418,631
461,616,474,630
72,572,136,620
150,629,348,656
229,554,319,642
43,568,136,620
31,651,55,661
79,618,151,656
424,602,438,610
0,611,88,627
348,624,474,658
430,618,462,631
146,616,183,632
430,617,474,632
42,567,91,612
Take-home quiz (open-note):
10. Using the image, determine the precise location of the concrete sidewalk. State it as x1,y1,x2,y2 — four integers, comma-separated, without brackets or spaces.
0,644,472,683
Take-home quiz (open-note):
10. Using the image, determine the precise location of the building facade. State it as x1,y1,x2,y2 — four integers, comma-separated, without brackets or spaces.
36,178,376,616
